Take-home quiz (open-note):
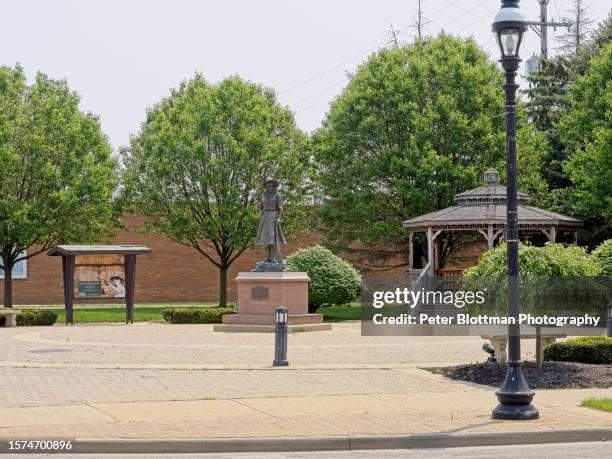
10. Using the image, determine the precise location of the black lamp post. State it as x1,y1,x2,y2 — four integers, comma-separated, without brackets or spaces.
273,305,289,366
491,0,538,421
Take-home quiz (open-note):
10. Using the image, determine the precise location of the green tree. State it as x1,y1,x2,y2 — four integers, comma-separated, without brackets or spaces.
463,242,604,366
0,65,117,307
522,11,611,196
314,35,545,266
523,57,573,191
560,43,612,245
573,9,612,75
592,239,612,276
122,75,310,307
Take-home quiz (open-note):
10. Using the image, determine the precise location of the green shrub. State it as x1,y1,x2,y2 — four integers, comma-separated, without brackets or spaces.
464,242,601,279
286,245,362,308
14,308,57,326
463,242,604,315
543,336,612,364
592,239,612,276
162,307,235,324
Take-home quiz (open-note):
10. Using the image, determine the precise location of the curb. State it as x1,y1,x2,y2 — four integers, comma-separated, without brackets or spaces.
46,428,612,454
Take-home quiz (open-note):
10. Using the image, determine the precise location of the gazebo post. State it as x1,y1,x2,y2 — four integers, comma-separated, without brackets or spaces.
434,237,440,272
487,225,494,249
408,231,414,270
573,231,578,246
427,227,434,276
61,255,75,325
549,226,556,243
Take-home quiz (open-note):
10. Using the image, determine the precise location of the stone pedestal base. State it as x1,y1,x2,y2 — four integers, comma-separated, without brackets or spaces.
219,271,327,331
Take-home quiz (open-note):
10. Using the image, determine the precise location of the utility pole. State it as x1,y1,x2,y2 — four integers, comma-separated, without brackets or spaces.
527,0,572,60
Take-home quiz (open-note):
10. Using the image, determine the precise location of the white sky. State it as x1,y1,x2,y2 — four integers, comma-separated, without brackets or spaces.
1,0,609,151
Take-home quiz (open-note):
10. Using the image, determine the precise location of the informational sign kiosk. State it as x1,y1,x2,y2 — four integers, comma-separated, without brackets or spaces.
47,245,151,324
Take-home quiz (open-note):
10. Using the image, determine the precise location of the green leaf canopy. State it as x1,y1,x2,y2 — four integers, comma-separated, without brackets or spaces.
313,35,545,254
0,65,117,306
121,75,310,305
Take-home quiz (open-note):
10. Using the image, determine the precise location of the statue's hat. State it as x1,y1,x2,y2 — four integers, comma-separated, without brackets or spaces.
263,178,279,187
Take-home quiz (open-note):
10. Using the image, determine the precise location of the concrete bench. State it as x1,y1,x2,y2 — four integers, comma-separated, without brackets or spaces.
0,309,21,328
481,332,567,363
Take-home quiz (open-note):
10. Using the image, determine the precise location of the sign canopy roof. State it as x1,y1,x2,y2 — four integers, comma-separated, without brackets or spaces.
47,245,151,256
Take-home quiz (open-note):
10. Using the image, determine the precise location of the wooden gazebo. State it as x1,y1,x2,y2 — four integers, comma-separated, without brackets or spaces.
402,168,583,276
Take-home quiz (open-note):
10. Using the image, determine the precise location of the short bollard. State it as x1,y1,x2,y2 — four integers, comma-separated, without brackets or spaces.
273,306,289,366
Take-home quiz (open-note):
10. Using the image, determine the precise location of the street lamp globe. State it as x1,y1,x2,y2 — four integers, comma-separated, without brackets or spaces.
492,1,528,59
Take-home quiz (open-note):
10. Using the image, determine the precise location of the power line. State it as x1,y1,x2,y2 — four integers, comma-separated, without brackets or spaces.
439,0,492,30
279,40,387,95
289,80,347,108
428,0,464,21
294,96,337,114
456,7,501,35
287,0,510,116
280,0,463,98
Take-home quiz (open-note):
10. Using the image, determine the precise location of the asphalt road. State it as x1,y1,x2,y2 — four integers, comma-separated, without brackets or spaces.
2,441,610,458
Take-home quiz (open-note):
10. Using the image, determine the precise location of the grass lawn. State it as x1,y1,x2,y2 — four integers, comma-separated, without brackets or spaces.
582,398,612,412
315,303,362,321
16,303,218,324
13,302,398,323
315,303,407,322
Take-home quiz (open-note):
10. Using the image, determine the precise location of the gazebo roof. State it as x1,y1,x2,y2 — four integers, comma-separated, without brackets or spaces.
402,168,582,231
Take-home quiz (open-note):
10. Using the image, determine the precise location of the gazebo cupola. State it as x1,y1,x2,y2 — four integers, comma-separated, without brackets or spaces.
402,168,583,275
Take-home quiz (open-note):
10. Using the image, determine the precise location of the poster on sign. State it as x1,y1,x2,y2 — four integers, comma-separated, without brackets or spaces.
74,255,125,298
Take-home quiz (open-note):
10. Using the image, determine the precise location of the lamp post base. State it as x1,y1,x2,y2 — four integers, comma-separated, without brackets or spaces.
273,360,289,367
492,362,539,420
492,402,539,420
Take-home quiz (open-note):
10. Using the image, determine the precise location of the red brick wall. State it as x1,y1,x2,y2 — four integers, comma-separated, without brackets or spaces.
0,215,322,305
4,215,491,305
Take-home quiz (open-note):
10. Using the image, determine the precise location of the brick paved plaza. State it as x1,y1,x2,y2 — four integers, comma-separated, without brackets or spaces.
1,322,611,439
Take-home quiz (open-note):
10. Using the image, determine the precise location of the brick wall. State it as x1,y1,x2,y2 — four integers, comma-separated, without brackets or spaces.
0,215,487,305
0,215,322,305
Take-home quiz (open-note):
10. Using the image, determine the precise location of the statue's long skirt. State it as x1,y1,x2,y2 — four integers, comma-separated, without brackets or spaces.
256,211,286,246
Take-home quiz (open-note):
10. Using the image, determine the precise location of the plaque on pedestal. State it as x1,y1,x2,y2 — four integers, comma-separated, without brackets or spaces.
216,272,330,332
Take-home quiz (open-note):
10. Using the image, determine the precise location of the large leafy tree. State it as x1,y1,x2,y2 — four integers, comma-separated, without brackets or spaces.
523,11,611,194
560,43,612,245
122,75,310,306
0,65,117,307
314,35,546,268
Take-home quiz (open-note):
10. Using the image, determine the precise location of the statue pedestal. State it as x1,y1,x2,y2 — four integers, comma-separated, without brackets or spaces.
216,272,330,332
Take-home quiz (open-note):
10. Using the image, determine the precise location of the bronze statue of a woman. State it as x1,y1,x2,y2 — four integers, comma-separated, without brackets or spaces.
254,179,288,271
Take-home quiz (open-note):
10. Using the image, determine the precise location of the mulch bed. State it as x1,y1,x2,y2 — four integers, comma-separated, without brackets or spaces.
426,361,612,389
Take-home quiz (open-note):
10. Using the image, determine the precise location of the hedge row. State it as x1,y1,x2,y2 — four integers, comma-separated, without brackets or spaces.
162,307,236,324
544,336,612,364
4,308,58,326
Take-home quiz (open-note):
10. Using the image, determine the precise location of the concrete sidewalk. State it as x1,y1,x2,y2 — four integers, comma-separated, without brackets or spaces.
1,323,610,445
1,385,611,439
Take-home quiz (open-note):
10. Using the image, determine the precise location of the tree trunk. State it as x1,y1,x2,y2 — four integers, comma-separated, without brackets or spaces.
219,264,228,308
3,263,13,308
